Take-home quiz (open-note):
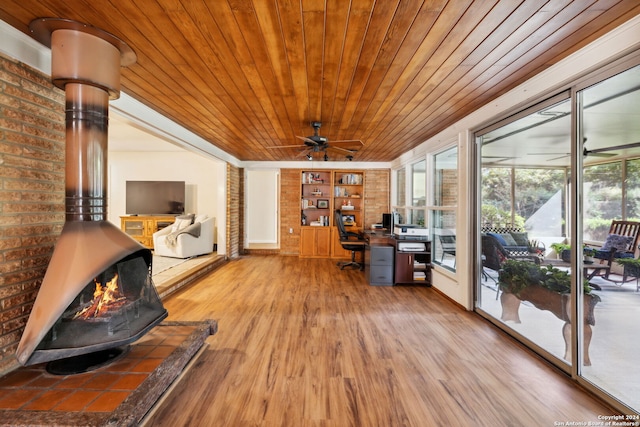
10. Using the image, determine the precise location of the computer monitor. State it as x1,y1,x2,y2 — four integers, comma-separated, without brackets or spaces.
382,213,392,230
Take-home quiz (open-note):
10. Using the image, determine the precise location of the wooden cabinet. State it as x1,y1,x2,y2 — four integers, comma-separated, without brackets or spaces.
300,227,331,258
299,170,367,259
301,171,332,226
300,170,365,259
120,215,176,249
300,170,332,258
393,240,432,285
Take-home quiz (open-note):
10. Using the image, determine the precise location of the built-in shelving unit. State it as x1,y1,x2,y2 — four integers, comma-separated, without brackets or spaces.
333,171,363,229
299,170,365,259
301,171,332,226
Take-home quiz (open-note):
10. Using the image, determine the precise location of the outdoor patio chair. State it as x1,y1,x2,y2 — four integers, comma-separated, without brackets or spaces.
482,234,540,299
588,220,640,283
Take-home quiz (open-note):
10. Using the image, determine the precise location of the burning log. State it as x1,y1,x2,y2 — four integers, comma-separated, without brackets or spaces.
74,274,126,320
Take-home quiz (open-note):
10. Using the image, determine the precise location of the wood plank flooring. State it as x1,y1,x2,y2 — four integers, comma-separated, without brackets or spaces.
147,256,614,426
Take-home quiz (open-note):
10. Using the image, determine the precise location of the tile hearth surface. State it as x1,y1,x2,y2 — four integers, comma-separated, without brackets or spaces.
0,320,217,427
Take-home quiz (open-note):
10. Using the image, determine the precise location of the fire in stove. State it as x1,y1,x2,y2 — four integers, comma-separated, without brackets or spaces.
28,251,167,366
74,274,126,320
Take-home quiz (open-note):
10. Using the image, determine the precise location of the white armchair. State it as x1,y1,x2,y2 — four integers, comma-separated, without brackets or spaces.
153,215,215,259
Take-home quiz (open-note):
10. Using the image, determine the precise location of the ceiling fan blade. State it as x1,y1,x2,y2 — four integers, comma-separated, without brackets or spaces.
482,157,513,163
328,146,358,154
330,139,364,146
266,144,307,149
295,135,318,145
588,152,617,158
548,154,571,161
586,141,640,154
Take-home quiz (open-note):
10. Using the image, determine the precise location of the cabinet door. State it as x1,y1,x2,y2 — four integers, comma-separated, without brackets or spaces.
300,227,317,257
331,226,351,258
123,219,145,237
316,227,331,257
395,252,414,283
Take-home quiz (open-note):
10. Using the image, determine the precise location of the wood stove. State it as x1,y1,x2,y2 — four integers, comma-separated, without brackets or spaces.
15,19,167,369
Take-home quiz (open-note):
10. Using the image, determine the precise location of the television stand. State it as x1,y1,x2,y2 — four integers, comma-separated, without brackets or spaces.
121,215,176,249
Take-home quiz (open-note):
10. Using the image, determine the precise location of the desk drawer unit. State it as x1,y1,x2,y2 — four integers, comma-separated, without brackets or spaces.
366,245,394,286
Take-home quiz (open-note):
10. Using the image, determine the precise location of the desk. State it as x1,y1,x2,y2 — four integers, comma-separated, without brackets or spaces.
364,231,431,286
365,230,393,245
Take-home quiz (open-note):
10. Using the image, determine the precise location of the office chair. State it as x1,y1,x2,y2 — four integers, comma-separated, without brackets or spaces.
335,209,366,270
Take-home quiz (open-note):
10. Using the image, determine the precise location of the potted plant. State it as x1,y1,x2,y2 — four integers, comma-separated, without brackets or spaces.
498,259,593,296
550,242,570,260
583,246,597,264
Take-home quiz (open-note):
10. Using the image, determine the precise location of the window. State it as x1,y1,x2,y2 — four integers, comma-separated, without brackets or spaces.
396,168,406,207
407,160,426,226
432,148,457,270
626,158,640,220
392,168,407,224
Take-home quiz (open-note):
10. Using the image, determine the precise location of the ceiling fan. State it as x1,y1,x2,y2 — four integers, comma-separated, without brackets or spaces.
583,141,640,157
267,121,363,161
527,139,640,160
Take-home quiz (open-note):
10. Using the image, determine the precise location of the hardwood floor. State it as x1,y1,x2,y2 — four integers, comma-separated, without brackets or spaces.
147,256,614,426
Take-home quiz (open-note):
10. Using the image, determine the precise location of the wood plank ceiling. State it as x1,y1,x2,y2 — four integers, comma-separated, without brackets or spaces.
1,1,639,162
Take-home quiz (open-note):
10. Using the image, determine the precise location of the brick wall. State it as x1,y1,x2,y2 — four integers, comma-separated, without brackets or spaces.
0,53,65,373
441,169,457,207
226,164,243,258
364,169,390,228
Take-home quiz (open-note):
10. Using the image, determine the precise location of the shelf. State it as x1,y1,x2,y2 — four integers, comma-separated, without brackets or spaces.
301,170,365,259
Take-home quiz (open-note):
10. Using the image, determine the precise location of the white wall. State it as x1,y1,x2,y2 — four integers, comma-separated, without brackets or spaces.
245,170,279,245
108,151,226,254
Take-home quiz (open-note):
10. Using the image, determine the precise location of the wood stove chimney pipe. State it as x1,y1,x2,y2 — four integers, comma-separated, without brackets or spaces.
30,18,136,221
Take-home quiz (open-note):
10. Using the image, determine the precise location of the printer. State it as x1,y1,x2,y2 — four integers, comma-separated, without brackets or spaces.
393,224,428,239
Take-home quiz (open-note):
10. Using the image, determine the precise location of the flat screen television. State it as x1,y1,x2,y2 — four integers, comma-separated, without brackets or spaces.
125,181,185,215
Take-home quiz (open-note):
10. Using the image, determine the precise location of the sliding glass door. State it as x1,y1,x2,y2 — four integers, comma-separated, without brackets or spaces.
476,95,572,366
577,64,640,412
476,61,640,414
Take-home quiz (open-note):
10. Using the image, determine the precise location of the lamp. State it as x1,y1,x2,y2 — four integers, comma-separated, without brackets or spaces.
346,155,353,161
306,153,313,160
324,153,329,161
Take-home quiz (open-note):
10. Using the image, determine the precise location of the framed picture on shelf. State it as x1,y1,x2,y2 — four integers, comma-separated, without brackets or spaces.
317,199,329,209
342,215,355,225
